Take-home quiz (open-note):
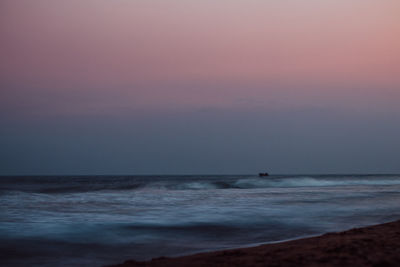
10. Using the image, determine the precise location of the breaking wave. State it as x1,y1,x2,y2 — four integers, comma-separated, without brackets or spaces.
1,175,400,194
170,177,400,191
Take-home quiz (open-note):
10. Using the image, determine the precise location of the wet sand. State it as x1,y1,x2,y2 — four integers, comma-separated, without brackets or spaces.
110,220,400,267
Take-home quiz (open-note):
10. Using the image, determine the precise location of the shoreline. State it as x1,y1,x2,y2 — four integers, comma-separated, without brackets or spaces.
110,220,400,266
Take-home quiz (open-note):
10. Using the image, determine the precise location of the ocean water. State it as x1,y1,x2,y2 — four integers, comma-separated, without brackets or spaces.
1,175,400,266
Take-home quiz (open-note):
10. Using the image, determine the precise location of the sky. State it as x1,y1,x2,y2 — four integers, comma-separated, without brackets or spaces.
1,0,400,175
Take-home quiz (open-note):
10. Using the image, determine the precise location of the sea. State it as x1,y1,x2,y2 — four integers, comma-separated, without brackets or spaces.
1,174,400,266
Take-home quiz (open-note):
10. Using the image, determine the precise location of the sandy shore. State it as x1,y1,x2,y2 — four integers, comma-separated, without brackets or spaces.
110,220,400,267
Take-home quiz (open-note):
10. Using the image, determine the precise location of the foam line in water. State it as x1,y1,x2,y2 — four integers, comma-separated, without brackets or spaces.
232,177,400,189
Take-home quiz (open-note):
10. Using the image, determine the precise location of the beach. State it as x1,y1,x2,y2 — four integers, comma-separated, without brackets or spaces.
112,220,400,267
3,1,400,266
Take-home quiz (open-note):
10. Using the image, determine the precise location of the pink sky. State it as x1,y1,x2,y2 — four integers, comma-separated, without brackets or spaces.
1,0,400,116
1,1,400,174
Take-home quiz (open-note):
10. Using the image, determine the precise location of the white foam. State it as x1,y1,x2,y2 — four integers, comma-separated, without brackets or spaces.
175,182,219,190
233,177,400,189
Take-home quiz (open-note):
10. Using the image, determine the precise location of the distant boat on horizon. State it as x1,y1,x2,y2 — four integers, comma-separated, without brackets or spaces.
258,172,269,177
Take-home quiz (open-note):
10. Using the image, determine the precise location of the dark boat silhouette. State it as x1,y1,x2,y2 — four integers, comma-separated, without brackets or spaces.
259,172,269,177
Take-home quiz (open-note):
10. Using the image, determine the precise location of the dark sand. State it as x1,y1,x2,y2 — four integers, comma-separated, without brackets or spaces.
110,220,400,267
